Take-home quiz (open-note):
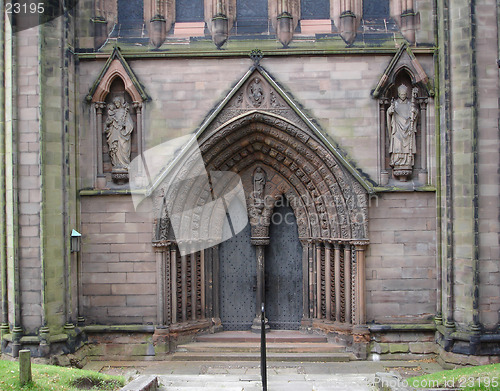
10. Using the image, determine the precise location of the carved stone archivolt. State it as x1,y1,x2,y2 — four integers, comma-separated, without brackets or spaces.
154,112,368,242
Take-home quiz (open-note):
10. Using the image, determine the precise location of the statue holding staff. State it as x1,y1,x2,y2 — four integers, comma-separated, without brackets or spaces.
387,85,419,181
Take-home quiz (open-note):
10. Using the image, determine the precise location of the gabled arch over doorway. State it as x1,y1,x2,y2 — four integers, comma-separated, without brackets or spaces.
150,61,370,345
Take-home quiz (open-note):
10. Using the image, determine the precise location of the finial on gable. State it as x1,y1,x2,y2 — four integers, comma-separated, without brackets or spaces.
250,49,263,66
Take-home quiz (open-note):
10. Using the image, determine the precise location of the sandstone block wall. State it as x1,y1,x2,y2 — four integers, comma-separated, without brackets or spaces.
79,54,435,186
366,192,437,323
77,52,438,326
15,27,43,333
80,196,156,324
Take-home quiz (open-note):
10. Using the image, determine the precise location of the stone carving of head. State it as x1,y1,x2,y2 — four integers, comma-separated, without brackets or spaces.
397,84,408,101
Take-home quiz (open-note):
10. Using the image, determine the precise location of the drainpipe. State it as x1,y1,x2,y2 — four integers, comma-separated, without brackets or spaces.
0,0,10,340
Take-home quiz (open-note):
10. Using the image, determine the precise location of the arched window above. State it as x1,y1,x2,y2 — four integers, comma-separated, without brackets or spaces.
236,0,269,34
117,0,144,37
301,0,330,19
176,0,204,22
363,0,389,19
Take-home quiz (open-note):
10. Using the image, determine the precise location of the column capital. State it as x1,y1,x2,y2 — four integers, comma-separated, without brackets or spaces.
95,102,106,111
251,237,270,246
351,240,369,250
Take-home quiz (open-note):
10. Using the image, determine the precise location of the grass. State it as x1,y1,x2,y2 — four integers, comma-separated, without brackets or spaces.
408,363,500,390
0,360,125,390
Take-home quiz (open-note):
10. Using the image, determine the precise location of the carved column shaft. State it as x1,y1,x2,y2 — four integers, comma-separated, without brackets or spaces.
354,243,367,325
190,251,197,321
156,249,165,325
325,242,332,320
212,245,220,320
344,244,352,323
95,103,105,177
170,246,177,324
379,99,389,184
256,245,265,318
301,240,310,319
334,243,342,322
419,99,428,182
134,102,143,165
308,241,315,318
251,240,269,332
181,251,187,322
316,242,322,319
200,249,206,318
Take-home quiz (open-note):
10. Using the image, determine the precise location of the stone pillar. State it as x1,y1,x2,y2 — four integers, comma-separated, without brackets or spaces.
251,237,269,332
38,326,50,358
0,7,8,338
170,246,177,324
19,350,32,386
190,251,197,321
300,239,311,322
156,247,166,326
344,244,352,323
316,241,322,319
353,242,368,325
200,249,206,319
181,247,188,322
308,239,315,319
95,102,106,188
133,102,143,161
324,242,332,320
379,99,389,185
418,98,428,184
334,242,342,322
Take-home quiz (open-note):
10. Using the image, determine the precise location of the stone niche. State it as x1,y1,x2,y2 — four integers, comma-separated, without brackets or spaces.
372,43,433,186
86,47,148,188
101,79,139,185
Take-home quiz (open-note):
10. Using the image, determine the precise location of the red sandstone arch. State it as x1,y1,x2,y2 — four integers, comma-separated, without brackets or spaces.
155,112,368,242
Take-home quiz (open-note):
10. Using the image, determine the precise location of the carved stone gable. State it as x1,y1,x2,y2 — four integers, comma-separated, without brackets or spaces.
205,68,306,135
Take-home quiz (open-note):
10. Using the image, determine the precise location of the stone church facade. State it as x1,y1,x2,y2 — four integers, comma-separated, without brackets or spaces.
0,0,499,366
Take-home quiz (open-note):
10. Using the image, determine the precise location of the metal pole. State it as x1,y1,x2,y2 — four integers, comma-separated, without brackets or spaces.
260,303,267,391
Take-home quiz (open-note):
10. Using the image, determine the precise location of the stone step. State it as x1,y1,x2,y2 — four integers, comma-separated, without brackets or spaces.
195,331,328,344
176,342,346,354
156,374,374,391
170,351,356,362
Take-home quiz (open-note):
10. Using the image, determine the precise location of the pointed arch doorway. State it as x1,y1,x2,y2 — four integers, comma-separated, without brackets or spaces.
152,64,371,340
265,203,303,330
218,199,304,331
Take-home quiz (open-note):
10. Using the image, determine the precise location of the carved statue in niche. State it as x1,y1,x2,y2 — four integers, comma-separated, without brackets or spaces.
105,96,134,182
387,85,419,181
248,77,265,107
253,167,266,211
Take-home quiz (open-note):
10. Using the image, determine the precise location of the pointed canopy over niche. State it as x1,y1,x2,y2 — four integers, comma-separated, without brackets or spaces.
86,47,149,103
371,43,434,99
